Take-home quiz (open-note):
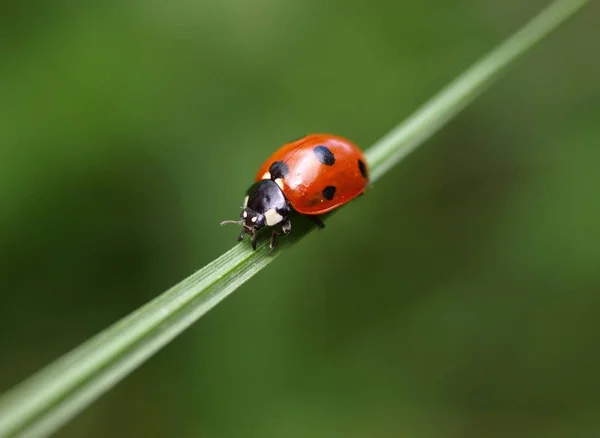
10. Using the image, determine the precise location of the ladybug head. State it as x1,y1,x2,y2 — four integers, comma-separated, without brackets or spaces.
240,206,267,233
221,180,290,250
220,206,265,242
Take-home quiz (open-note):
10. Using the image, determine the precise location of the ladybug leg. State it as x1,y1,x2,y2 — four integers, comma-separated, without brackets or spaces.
269,218,291,251
281,218,291,235
237,230,245,242
307,215,325,229
269,230,279,250
251,232,258,250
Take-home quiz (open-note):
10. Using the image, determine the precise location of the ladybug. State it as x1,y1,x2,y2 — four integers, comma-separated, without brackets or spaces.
221,133,369,250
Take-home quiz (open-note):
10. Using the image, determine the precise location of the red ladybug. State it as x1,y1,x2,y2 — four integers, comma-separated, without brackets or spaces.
221,134,369,250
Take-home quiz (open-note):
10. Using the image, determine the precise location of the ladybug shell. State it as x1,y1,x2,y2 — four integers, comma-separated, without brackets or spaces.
254,134,369,215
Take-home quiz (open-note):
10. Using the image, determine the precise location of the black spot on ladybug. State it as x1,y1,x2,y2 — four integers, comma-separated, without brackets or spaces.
358,159,368,178
269,160,289,179
322,186,336,200
314,146,335,166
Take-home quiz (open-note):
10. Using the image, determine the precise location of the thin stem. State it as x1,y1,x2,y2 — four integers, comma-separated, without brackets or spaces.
366,0,588,181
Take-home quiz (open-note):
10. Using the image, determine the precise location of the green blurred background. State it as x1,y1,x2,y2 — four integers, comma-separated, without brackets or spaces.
1,0,599,436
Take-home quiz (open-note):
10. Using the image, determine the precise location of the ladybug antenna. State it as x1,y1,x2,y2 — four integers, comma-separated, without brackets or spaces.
220,220,242,226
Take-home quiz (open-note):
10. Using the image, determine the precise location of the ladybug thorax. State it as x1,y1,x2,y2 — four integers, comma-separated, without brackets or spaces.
241,180,290,230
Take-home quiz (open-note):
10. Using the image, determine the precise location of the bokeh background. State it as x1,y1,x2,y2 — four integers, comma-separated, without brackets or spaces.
2,0,600,436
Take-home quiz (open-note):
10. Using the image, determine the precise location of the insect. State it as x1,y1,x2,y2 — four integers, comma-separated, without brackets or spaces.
221,133,369,250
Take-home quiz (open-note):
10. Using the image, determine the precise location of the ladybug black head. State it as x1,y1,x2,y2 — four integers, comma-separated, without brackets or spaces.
221,180,291,250
220,205,265,246
240,206,266,233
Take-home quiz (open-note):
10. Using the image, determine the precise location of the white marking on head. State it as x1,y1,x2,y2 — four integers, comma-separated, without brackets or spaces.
243,195,249,208
251,216,257,223
243,211,248,218
274,178,284,190
261,172,271,180
264,209,283,226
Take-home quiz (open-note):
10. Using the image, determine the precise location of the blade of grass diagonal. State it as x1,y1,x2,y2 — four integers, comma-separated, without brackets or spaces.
1,244,274,438
0,0,589,436
365,0,590,180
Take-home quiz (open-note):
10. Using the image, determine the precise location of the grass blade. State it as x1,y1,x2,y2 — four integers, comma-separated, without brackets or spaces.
366,0,589,180
0,0,588,436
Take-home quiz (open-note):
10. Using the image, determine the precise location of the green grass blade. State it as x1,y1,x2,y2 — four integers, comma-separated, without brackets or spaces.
366,0,589,181
0,0,588,436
